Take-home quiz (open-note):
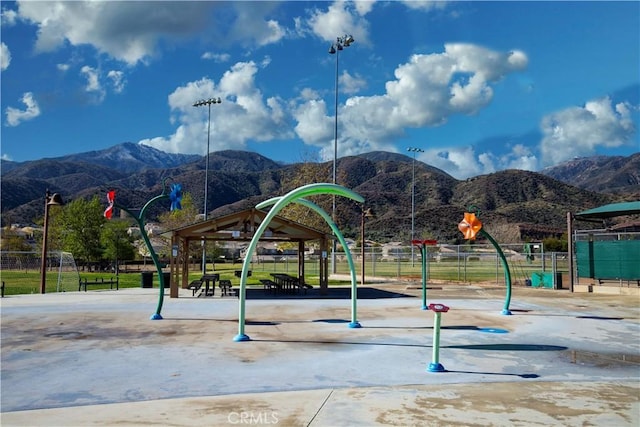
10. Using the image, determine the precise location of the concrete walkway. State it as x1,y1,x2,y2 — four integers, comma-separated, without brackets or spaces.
1,283,639,426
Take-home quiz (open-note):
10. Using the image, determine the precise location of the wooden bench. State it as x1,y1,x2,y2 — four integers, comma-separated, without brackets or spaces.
78,277,119,292
188,280,203,296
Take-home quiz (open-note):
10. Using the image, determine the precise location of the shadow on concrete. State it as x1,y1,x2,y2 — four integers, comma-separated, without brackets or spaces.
576,315,624,320
245,287,414,300
442,325,481,330
446,344,568,351
252,338,428,349
312,319,351,324
445,370,540,378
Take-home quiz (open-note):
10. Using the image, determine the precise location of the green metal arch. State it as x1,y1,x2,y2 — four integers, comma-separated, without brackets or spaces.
234,183,364,341
257,196,360,328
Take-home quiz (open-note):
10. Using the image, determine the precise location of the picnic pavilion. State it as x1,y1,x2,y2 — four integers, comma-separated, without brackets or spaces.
167,208,333,298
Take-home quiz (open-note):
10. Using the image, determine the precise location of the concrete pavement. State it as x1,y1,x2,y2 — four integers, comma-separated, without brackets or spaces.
1,282,639,426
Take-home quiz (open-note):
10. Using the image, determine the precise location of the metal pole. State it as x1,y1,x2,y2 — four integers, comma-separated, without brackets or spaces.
39,191,51,294
361,208,365,285
328,35,354,275
411,153,415,266
407,147,424,267
567,212,575,293
428,311,446,372
39,191,63,294
331,43,339,275
193,98,221,276
202,102,211,275
420,245,427,309
431,312,442,364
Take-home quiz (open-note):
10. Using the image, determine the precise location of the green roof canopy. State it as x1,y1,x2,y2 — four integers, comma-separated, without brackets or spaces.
576,201,640,219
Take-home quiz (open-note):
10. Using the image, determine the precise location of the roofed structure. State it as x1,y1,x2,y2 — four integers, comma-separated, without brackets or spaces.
576,201,640,219
167,208,332,297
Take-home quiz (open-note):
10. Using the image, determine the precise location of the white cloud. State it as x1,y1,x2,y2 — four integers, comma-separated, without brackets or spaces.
293,43,528,163
1,153,13,161
219,3,287,48
353,1,376,16
107,70,126,93
423,143,538,180
340,70,367,95
401,1,449,11
202,52,231,63
539,97,636,166
1,8,18,26
293,99,333,145
15,1,289,65
0,42,10,71
307,1,370,46
57,63,70,72
80,65,106,103
14,2,209,65
426,146,486,179
139,61,293,155
5,92,41,127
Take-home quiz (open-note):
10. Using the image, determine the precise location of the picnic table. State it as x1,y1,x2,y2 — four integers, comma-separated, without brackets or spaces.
270,274,311,294
200,274,219,297
218,279,236,297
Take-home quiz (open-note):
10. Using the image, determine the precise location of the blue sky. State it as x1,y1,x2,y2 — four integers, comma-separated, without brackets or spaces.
1,1,639,179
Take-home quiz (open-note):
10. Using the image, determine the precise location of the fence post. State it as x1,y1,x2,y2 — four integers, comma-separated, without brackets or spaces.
457,245,461,281
371,248,376,277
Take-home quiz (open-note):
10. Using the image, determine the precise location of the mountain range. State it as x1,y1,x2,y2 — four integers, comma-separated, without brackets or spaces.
1,142,638,243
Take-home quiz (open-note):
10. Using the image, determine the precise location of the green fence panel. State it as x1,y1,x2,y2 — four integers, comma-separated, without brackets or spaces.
576,240,640,280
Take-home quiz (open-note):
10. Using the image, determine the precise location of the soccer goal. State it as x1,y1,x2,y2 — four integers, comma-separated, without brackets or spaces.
52,251,80,292
0,250,80,293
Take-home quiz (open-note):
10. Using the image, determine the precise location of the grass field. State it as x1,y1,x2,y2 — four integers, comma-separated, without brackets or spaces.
1,254,568,296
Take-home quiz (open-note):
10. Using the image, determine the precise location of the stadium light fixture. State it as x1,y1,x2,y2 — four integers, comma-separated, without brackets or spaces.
193,97,222,275
328,34,354,274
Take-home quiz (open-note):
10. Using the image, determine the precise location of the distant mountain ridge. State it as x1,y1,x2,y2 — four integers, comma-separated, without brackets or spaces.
1,143,638,243
542,153,640,194
1,142,200,175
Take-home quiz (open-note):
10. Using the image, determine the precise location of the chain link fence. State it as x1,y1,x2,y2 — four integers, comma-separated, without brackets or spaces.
249,243,570,287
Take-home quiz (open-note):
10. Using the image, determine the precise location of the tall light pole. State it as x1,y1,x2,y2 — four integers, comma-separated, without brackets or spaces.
328,34,354,274
193,97,222,275
40,190,64,294
407,147,424,267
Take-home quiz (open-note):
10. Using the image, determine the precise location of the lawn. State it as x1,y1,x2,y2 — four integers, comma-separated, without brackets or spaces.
1,255,567,296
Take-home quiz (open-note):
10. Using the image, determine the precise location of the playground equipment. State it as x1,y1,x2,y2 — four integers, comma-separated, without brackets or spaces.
458,207,512,315
427,303,449,372
411,239,437,310
104,179,182,320
234,183,364,342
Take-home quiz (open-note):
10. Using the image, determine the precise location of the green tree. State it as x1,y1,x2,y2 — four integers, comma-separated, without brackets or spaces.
53,196,105,268
542,235,568,252
100,219,135,273
157,192,199,230
0,227,34,251
156,192,223,264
